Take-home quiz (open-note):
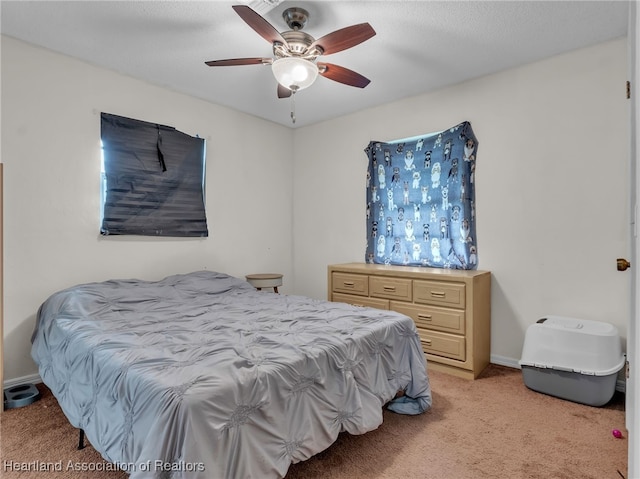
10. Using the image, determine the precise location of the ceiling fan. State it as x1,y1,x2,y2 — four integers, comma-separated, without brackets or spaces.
205,5,376,103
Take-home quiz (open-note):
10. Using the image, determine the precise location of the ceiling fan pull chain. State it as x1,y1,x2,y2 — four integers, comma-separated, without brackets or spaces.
290,90,296,124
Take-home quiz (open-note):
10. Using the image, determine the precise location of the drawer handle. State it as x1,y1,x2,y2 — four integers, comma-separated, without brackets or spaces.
423,339,432,345
430,291,446,298
417,314,433,320
343,281,355,287
383,286,396,292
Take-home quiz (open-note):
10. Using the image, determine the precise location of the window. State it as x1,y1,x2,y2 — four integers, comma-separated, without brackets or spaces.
100,113,208,237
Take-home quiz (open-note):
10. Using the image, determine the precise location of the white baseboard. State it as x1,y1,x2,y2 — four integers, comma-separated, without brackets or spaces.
490,354,521,369
490,354,626,393
3,373,42,390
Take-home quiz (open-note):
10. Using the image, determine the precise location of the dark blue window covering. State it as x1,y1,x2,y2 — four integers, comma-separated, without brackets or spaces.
100,113,208,237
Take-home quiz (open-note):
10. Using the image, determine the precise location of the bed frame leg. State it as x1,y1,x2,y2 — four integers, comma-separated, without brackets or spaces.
78,429,85,450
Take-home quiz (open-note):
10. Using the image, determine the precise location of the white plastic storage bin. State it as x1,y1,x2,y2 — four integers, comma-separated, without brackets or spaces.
519,316,625,407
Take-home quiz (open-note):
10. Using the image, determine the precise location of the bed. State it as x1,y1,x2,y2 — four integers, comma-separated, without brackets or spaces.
31,270,432,478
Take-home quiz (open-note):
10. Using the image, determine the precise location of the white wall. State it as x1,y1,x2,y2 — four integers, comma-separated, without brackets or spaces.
292,38,630,365
1,35,630,381
1,36,294,380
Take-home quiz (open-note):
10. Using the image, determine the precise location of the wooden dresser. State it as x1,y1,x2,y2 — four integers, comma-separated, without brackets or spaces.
328,263,491,379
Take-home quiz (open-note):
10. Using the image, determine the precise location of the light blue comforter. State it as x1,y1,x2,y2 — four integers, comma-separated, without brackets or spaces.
31,271,431,478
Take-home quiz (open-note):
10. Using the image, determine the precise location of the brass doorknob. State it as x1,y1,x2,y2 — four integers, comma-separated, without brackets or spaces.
617,258,631,271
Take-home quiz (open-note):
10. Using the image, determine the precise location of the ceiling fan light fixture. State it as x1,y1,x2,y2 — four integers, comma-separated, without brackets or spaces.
272,57,318,91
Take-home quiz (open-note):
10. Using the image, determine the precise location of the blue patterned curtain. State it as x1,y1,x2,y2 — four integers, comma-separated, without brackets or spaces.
364,121,478,269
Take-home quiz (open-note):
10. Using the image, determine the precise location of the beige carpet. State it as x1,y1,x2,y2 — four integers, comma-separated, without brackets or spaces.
0,365,628,479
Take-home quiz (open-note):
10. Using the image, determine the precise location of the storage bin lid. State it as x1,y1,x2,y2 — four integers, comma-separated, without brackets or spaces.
519,316,625,376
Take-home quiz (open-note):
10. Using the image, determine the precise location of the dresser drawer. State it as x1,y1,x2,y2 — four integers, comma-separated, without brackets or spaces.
370,276,412,301
414,280,465,308
390,302,465,334
419,329,466,361
332,272,368,296
331,292,390,310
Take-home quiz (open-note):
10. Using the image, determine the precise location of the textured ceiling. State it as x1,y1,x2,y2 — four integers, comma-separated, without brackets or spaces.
0,0,630,128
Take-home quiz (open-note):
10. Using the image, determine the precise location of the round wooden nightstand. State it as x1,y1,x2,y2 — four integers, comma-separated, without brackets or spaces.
245,273,283,293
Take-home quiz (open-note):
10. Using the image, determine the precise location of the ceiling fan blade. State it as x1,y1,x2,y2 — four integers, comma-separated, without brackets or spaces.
232,5,288,46
318,62,371,88
205,57,272,67
277,83,292,99
309,23,375,55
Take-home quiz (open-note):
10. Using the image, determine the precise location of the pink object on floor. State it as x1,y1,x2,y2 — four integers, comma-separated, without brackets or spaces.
612,429,623,439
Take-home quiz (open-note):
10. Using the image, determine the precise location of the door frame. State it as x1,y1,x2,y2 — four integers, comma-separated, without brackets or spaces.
628,2,638,478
